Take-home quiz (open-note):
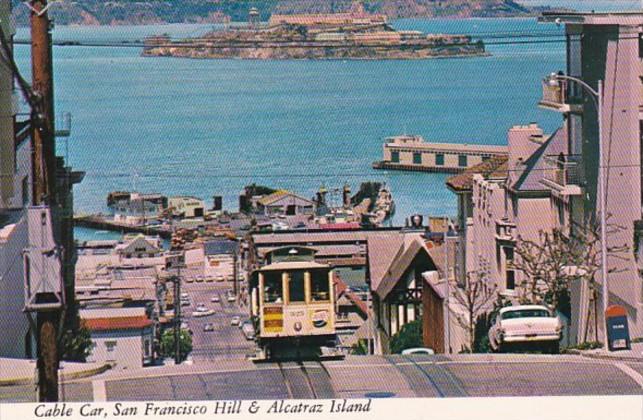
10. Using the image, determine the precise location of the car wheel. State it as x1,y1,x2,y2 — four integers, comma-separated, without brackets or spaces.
548,342,559,354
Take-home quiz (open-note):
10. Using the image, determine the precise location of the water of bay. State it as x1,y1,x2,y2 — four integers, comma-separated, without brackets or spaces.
14,17,570,237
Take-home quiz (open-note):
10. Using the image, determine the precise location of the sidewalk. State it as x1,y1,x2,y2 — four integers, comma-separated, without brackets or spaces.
572,342,643,362
0,358,110,386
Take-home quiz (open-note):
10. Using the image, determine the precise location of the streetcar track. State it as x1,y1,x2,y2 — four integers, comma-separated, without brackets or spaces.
277,362,294,399
297,361,318,399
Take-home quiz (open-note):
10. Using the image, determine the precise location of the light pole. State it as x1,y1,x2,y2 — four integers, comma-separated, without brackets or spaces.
546,73,608,351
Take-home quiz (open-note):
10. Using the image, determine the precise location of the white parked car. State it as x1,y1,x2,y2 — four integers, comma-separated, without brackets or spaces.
488,305,563,353
401,347,435,356
192,309,215,318
230,316,241,326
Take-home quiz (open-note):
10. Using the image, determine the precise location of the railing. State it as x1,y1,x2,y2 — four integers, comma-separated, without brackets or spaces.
540,79,566,106
542,154,583,188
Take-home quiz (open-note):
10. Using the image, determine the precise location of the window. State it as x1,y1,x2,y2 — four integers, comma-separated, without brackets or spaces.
311,270,330,302
503,246,515,290
288,271,306,303
458,154,468,167
413,152,422,164
21,176,29,205
506,270,515,290
105,341,117,352
144,339,151,357
502,309,550,319
435,153,444,166
263,271,283,303
391,151,400,163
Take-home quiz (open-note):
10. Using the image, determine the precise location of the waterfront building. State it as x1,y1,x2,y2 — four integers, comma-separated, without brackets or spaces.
374,135,508,174
80,307,155,369
254,190,315,217
168,196,206,219
110,192,166,226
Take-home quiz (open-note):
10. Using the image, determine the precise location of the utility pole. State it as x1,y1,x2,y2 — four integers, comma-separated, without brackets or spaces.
173,264,182,365
233,248,238,297
31,0,56,204
30,0,60,402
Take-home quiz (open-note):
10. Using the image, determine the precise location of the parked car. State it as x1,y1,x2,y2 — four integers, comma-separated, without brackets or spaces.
203,323,215,332
215,274,225,282
230,316,240,326
401,347,435,355
181,300,190,307
195,275,204,283
181,293,189,299
488,305,563,353
195,303,207,312
227,295,236,303
211,295,220,303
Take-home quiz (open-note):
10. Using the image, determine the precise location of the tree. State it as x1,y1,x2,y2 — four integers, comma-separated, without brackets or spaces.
390,319,423,354
159,328,192,363
450,270,497,353
513,219,630,343
513,229,573,312
59,321,93,362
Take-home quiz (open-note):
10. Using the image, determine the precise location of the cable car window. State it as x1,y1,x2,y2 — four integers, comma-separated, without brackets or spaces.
311,270,330,302
263,271,283,303
288,271,306,303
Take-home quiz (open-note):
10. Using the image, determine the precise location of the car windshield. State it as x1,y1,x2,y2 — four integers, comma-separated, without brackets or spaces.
502,309,551,319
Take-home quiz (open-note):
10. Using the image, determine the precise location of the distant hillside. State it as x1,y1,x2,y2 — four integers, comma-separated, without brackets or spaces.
10,0,537,26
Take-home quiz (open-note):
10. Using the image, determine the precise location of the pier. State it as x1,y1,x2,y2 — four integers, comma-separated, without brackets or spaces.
74,214,173,239
373,135,508,174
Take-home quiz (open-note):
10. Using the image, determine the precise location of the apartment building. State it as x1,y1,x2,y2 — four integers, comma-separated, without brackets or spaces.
450,12,643,343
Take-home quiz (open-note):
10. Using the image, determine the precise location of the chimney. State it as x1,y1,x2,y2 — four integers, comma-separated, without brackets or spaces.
507,123,543,182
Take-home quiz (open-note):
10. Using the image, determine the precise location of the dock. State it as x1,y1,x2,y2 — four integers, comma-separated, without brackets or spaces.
74,214,173,239
373,135,508,174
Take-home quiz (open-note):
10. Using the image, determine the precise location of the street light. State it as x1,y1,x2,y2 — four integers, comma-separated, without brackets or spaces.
545,72,608,351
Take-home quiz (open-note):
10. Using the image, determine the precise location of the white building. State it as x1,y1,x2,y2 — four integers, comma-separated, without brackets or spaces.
203,240,237,279
115,234,162,259
255,190,315,217
168,196,205,219
110,193,166,226
81,307,154,369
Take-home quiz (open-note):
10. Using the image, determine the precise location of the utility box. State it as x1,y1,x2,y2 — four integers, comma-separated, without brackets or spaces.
23,206,64,312
605,305,631,351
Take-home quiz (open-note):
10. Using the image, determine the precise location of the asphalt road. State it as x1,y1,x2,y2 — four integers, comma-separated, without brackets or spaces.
3,355,641,402
179,276,255,362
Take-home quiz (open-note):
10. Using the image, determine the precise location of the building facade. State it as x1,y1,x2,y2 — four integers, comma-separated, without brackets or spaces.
449,12,643,344
375,135,508,174
81,308,154,369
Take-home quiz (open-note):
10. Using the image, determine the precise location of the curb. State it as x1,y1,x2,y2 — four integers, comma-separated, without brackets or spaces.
579,352,643,363
0,363,111,387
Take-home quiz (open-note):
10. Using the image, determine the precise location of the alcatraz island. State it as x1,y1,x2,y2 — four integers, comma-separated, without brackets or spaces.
142,3,487,60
